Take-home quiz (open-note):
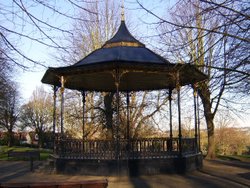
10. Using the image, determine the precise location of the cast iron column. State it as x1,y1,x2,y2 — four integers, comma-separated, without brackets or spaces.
193,86,198,153
52,85,58,152
169,88,173,151
115,69,120,160
126,91,130,156
60,76,65,137
114,69,121,176
81,91,86,153
176,73,182,156
81,91,86,140
197,94,201,152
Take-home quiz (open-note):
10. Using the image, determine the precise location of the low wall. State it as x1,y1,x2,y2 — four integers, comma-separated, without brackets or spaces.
54,154,203,176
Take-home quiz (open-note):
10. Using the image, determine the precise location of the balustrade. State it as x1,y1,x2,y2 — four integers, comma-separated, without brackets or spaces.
57,137,197,160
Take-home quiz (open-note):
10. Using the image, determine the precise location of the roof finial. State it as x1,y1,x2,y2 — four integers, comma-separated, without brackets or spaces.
121,0,125,21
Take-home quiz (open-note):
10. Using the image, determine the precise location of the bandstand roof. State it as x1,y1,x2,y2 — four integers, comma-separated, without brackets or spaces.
42,21,207,92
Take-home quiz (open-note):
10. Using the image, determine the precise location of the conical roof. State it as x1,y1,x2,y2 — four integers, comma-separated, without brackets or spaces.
71,20,167,67
103,20,145,48
42,21,207,92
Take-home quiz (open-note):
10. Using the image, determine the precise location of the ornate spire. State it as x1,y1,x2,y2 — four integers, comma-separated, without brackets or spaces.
121,0,125,21
102,0,145,48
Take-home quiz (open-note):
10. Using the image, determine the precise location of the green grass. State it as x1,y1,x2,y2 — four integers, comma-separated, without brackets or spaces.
0,146,52,161
217,155,250,162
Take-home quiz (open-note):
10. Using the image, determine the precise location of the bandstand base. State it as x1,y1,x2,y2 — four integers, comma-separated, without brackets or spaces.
53,154,203,176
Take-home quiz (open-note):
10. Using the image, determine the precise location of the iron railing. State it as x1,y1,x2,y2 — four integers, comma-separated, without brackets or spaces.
56,137,197,160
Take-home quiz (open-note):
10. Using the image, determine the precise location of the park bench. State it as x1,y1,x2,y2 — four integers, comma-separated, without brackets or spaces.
7,150,40,171
0,179,108,188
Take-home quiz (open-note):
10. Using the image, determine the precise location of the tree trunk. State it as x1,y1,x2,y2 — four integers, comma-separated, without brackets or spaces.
205,114,215,159
7,129,14,147
104,92,114,139
198,83,216,159
37,129,44,148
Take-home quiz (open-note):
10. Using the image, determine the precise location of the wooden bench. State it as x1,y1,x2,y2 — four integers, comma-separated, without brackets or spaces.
8,151,40,171
0,179,108,188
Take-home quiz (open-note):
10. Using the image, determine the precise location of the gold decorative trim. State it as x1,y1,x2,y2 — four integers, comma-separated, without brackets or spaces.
103,41,144,48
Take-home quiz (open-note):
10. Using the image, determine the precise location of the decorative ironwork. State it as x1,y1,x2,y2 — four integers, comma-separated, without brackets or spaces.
168,88,173,151
103,41,144,48
121,0,125,21
41,18,206,173
81,91,86,140
176,71,182,155
60,76,65,136
56,138,196,160
193,86,198,153
52,85,59,153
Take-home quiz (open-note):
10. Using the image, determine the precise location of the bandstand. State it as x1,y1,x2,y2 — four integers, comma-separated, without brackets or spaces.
42,17,207,175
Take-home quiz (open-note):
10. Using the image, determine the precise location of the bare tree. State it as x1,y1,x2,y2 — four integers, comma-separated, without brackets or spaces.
120,91,169,139
58,0,119,64
136,0,249,159
57,1,170,140
0,40,13,99
55,0,120,139
215,110,250,155
0,82,19,146
0,0,98,69
19,87,52,147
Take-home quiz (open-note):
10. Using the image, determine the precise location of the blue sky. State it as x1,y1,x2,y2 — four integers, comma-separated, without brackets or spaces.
2,0,249,127
15,0,171,100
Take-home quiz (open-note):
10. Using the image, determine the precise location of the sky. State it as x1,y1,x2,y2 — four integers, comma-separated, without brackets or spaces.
2,0,249,127
16,0,171,101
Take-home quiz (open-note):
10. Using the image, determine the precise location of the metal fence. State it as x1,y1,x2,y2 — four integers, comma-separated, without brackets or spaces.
56,137,197,160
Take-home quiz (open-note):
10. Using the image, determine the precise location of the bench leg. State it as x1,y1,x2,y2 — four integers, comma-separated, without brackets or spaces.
30,158,34,172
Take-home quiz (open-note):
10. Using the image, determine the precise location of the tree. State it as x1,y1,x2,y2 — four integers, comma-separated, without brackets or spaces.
214,111,250,155
56,0,120,139
20,87,52,147
57,0,120,65
136,0,249,159
0,0,99,69
120,91,168,139
0,40,13,103
96,91,168,139
0,42,20,146
0,82,19,146
55,1,170,140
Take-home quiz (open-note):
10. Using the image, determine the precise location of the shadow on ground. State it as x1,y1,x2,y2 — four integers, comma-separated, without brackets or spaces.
0,160,249,188
0,161,42,182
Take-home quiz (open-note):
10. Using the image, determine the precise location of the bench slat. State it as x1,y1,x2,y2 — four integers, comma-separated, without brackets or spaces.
0,180,108,188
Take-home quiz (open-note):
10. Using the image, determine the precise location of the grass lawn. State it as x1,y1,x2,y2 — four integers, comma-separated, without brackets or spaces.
0,146,52,161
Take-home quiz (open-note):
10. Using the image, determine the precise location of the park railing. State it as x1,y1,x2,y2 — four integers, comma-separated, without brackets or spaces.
56,137,197,160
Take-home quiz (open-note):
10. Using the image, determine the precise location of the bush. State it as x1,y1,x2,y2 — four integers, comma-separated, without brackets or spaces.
243,146,250,155
0,139,7,146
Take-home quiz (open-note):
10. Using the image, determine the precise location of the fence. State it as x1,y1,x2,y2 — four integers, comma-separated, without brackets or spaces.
56,137,197,160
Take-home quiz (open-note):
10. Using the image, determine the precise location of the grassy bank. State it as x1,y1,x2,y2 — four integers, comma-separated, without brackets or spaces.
217,155,250,163
0,146,52,161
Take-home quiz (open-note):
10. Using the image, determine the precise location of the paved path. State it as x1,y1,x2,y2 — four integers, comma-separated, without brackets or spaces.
0,159,249,188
